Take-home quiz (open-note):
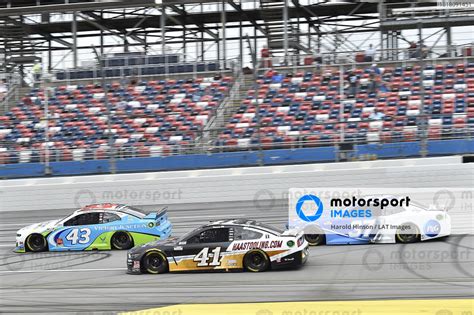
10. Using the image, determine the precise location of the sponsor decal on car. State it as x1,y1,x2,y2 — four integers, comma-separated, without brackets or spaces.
424,220,441,237
231,240,283,251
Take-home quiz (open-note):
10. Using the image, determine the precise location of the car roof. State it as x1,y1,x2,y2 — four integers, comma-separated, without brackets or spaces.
75,203,148,218
204,219,280,233
79,203,126,211
206,218,257,226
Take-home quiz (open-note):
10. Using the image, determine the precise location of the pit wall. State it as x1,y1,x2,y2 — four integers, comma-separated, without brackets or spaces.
0,139,473,179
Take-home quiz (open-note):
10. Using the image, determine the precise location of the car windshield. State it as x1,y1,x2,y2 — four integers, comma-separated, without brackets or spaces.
179,228,200,242
58,210,77,223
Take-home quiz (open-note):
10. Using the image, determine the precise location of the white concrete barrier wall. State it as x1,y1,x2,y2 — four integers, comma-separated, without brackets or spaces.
0,156,472,213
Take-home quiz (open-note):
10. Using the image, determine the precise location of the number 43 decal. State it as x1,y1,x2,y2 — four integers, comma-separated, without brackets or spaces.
193,247,223,267
65,228,91,245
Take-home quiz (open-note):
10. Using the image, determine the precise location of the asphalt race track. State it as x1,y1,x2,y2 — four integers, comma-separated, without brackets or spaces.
0,200,473,314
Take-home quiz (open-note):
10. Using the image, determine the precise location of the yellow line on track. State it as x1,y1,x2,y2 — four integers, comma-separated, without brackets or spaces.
122,299,474,315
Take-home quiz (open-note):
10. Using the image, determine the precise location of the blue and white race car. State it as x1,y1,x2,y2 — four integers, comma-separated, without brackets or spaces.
292,198,451,246
15,203,172,253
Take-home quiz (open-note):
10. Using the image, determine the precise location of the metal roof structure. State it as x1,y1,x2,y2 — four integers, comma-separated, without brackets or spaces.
0,0,473,75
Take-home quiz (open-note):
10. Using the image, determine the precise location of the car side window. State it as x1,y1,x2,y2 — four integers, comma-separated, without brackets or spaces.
64,213,101,226
234,227,263,240
187,228,230,244
185,233,200,244
101,212,121,223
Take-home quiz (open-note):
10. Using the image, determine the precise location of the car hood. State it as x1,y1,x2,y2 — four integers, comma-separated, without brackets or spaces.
129,237,179,254
17,219,60,236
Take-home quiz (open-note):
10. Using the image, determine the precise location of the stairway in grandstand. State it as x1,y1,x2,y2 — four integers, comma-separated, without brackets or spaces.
223,74,256,122
204,73,255,144
259,0,311,57
0,85,27,115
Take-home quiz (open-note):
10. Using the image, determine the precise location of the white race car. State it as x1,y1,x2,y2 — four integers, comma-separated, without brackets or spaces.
296,197,451,246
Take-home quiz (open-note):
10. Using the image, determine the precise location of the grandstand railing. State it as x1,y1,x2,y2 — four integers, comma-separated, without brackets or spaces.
257,44,474,71
1,123,472,165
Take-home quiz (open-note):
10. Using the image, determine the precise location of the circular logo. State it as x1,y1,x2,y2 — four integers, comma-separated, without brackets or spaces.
74,189,97,208
253,189,276,212
295,194,323,222
432,189,455,211
362,248,384,271
424,219,441,237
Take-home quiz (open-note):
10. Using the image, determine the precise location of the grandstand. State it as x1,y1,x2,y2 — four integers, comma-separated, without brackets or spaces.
0,0,473,178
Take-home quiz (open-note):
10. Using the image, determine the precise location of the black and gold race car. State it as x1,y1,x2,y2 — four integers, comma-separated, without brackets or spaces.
127,219,309,274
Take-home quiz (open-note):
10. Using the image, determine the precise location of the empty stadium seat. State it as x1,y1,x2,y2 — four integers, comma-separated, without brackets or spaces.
216,63,474,150
0,76,232,164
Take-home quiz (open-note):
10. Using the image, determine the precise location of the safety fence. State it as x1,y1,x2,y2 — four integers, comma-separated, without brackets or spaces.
0,123,472,165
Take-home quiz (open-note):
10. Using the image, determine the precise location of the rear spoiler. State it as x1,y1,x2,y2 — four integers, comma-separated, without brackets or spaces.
144,207,168,220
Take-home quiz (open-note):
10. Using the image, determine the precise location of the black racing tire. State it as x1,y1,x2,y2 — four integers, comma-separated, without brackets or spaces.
26,233,48,252
243,250,270,272
141,251,169,274
111,231,134,250
396,223,420,243
305,228,326,246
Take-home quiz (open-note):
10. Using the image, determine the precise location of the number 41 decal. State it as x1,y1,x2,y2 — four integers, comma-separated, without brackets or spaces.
193,247,222,267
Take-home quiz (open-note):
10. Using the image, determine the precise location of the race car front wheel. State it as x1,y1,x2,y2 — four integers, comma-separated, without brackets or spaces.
244,250,270,272
142,251,169,274
26,234,47,252
396,223,420,243
111,231,133,250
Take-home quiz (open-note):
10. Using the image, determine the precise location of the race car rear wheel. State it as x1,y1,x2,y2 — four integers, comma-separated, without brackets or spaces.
305,233,326,246
142,251,169,274
243,250,270,272
396,223,420,243
26,234,47,252
111,231,133,250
